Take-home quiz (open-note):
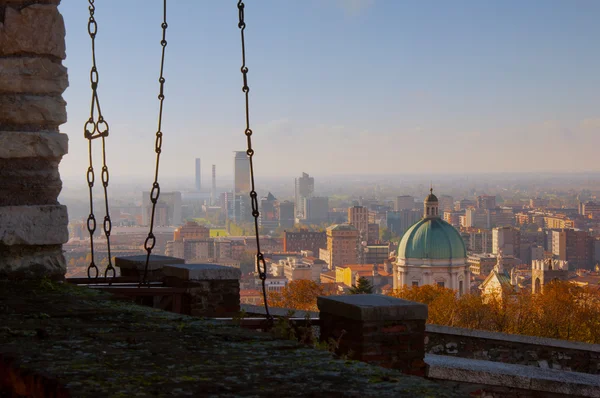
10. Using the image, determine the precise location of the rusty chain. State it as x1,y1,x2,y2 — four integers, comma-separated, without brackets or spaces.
237,0,272,322
141,0,168,286
84,0,115,280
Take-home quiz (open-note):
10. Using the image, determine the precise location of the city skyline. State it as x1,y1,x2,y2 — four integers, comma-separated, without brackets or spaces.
57,0,600,184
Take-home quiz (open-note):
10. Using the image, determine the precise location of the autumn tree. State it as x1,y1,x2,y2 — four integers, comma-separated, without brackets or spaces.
266,280,337,312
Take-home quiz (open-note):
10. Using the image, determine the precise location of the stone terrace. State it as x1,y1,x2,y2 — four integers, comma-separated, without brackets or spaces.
0,280,458,397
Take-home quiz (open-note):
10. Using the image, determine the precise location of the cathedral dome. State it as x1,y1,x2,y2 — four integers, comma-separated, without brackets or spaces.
398,218,466,261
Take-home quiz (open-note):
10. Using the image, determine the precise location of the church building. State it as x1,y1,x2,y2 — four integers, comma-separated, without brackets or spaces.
395,189,470,295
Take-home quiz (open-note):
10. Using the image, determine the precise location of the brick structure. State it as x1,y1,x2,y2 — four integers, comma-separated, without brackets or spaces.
0,0,69,278
318,294,428,376
163,263,241,317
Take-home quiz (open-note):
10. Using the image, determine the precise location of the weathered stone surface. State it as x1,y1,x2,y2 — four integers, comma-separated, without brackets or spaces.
163,263,242,281
115,255,185,279
0,157,62,205
0,4,65,59
0,95,66,128
0,57,68,94
0,205,68,245
318,294,428,321
0,131,67,158
0,244,64,279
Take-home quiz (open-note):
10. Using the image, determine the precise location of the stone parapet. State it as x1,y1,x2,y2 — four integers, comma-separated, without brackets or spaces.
163,264,241,317
318,294,428,376
0,0,68,278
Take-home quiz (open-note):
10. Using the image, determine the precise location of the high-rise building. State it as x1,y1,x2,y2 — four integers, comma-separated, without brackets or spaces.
326,224,359,269
173,221,210,241
456,199,477,210
195,158,201,191
142,191,182,226
477,195,496,210
233,151,250,194
304,196,328,224
348,206,369,242
211,164,216,205
277,201,295,229
395,195,415,211
551,229,594,269
438,195,454,213
283,230,326,254
386,209,421,239
295,172,314,218
259,192,279,232
492,226,521,257
582,201,600,219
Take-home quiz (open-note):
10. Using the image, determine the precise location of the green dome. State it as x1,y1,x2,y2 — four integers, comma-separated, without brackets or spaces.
398,218,466,260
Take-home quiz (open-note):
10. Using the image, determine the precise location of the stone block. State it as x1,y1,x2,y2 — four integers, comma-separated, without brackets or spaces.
0,157,62,205
0,132,68,158
0,4,66,59
115,255,184,278
0,95,66,128
163,263,241,281
0,205,68,245
0,58,68,95
0,244,65,279
317,294,427,321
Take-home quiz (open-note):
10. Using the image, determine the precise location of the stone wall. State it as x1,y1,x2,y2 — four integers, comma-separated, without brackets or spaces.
426,324,600,375
0,0,69,279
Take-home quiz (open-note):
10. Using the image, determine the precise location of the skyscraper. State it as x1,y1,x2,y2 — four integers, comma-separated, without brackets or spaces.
195,158,201,191
295,172,314,218
233,151,250,194
211,164,216,205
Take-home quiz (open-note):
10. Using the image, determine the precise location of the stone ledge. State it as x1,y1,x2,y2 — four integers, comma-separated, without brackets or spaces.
0,95,67,128
317,294,428,321
0,57,68,95
0,4,66,59
0,205,68,245
426,354,600,397
115,255,184,271
0,244,65,279
163,263,241,281
0,131,68,159
426,324,600,353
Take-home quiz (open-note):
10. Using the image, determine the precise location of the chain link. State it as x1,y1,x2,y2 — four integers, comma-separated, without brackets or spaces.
237,0,272,322
85,0,115,280
141,0,168,286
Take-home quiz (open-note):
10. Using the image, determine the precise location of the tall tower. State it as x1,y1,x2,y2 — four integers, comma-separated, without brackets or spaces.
195,158,201,191
211,164,216,205
295,172,314,218
233,151,250,194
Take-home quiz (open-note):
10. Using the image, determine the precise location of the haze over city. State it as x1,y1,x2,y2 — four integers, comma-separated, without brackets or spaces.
58,0,600,184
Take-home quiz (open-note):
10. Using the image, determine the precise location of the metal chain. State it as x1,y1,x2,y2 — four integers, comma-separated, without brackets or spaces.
84,0,115,280
237,0,272,322
141,0,168,286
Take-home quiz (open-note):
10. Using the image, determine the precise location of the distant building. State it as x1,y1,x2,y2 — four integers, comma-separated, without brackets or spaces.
395,195,415,211
581,201,600,219
532,258,569,294
210,164,216,205
386,209,421,238
443,210,463,228
479,252,518,302
348,206,369,242
304,196,329,224
462,228,492,254
326,224,359,269
259,192,279,232
335,263,393,293
529,198,548,209
233,151,250,194
456,199,477,210
551,229,594,269
277,201,295,229
477,195,496,210
142,191,182,226
195,158,201,191
468,252,519,276
364,244,390,264
283,230,326,255
295,172,314,219
492,226,521,257
438,195,454,213
173,221,210,241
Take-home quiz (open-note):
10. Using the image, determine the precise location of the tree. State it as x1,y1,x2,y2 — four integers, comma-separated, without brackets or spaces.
267,280,337,312
349,277,374,294
380,227,392,242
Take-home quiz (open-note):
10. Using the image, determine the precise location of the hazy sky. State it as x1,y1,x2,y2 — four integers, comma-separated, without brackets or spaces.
58,0,600,184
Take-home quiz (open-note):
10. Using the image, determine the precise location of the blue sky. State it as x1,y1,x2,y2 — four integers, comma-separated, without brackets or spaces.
58,0,600,183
